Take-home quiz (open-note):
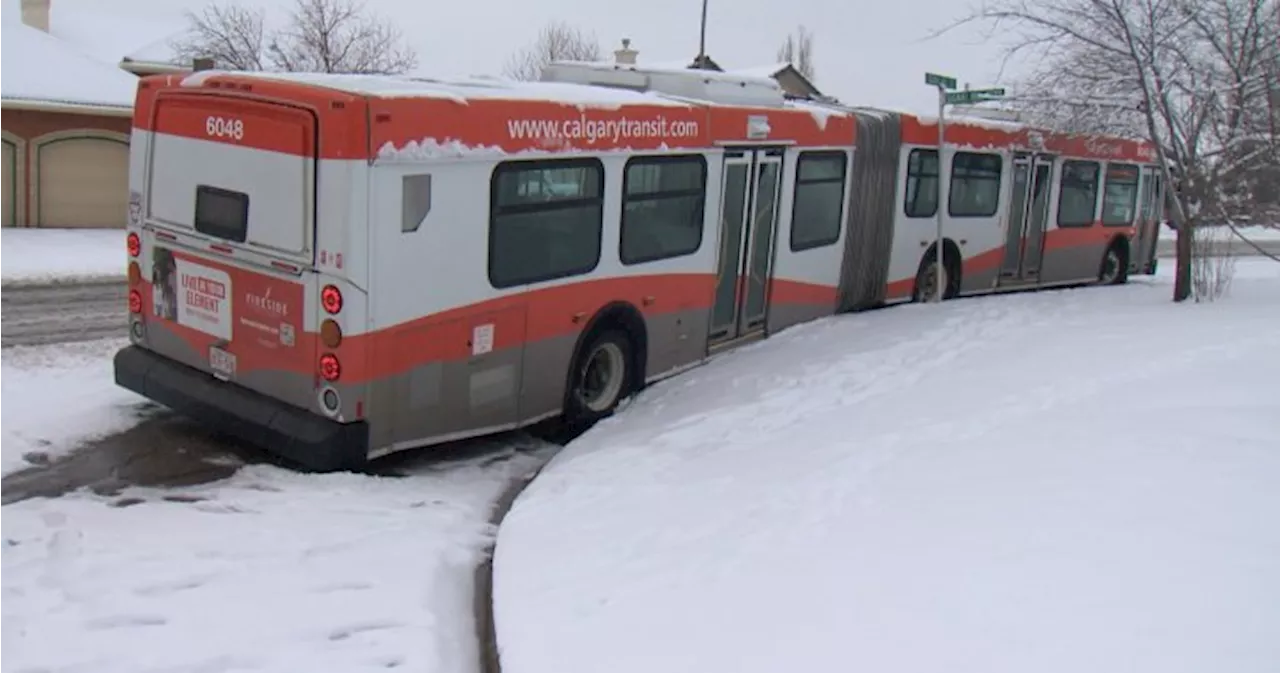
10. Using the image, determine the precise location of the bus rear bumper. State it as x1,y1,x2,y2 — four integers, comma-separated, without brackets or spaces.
113,345,369,472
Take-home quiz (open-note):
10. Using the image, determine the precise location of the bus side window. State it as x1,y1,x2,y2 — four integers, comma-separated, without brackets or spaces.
402,174,432,233
619,155,707,265
488,158,604,289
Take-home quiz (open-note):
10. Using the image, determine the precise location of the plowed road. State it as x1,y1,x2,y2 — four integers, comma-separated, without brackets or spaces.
2,240,1276,348
2,279,127,347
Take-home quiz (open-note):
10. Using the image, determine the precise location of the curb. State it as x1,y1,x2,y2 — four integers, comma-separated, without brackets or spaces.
474,455,558,673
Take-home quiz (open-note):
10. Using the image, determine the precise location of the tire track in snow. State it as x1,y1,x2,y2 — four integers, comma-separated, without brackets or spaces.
1,280,128,347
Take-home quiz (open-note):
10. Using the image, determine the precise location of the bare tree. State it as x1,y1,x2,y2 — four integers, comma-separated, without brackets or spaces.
171,0,417,74
504,21,601,82
940,0,1279,302
776,25,816,81
171,3,269,71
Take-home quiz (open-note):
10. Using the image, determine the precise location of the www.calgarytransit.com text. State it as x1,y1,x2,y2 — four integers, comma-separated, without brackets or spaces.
507,115,701,145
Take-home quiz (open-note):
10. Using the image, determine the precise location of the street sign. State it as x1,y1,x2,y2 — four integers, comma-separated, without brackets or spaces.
944,87,1007,105
925,72,958,90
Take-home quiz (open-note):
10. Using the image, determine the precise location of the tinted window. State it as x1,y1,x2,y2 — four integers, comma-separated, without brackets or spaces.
489,159,603,288
194,185,249,243
620,155,707,265
1057,160,1100,227
948,152,1002,217
1101,163,1140,226
904,149,938,218
790,151,848,251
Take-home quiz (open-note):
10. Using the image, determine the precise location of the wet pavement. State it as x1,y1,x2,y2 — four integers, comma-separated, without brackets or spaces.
0,405,573,506
0,406,264,505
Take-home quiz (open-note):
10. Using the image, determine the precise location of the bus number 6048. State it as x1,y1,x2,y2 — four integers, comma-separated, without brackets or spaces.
205,116,245,141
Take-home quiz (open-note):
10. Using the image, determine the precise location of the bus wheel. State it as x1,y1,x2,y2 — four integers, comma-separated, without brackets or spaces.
913,257,949,302
566,329,633,425
1097,244,1129,286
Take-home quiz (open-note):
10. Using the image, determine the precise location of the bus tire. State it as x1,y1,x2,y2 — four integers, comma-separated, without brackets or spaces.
912,242,961,302
563,328,633,429
1098,240,1130,286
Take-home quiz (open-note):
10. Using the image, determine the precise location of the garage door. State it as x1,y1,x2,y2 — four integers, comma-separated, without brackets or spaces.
2,141,14,227
38,137,129,228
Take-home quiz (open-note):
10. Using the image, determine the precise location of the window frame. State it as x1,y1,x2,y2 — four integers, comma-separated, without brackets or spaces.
947,151,1003,218
904,148,939,218
1056,159,1102,228
487,157,605,290
618,154,708,266
789,149,849,252
1100,162,1141,227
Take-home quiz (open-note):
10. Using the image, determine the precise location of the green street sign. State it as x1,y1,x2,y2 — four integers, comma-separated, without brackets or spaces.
944,88,1007,105
925,72,958,90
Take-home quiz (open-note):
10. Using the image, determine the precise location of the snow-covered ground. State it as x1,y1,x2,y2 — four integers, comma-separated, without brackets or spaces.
1158,223,1280,241
2,441,551,673
494,259,1280,673
1,338,145,475
1,229,126,285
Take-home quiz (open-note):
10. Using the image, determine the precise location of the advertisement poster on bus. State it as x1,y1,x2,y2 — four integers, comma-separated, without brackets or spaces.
151,247,233,341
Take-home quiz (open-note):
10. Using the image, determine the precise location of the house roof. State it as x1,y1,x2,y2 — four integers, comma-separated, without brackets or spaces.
0,18,140,112
47,4,187,71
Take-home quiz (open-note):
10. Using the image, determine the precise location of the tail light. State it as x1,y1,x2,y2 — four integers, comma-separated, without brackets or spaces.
128,289,143,314
321,284,343,314
127,232,141,257
319,353,341,381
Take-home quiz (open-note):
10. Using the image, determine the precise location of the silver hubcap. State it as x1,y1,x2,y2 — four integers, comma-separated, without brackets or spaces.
579,342,625,413
1100,250,1120,283
918,263,948,301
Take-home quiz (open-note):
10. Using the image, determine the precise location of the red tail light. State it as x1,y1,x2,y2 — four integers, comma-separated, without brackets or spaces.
321,284,343,314
319,353,341,381
127,232,141,258
128,289,143,314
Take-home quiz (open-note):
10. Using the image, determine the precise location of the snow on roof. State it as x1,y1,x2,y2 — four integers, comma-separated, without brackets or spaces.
181,70,700,109
557,59,783,89
48,5,186,68
0,19,140,110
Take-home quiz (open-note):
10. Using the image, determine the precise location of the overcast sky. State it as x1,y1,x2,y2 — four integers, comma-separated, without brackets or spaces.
39,0,1027,115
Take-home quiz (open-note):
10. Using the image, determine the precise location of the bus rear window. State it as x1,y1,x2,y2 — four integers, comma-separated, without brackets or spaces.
194,185,250,243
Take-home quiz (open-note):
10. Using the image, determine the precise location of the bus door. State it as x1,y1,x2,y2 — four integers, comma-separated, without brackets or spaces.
1132,166,1162,273
998,152,1055,284
708,147,784,348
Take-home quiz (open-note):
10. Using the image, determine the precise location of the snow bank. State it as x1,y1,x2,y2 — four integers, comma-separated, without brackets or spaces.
495,260,1280,673
1,229,127,285
1,338,144,475
2,443,550,673
1158,224,1280,242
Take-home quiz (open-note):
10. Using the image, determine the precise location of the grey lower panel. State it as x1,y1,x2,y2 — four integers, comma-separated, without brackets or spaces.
1041,242,1108,284
366,306,713,452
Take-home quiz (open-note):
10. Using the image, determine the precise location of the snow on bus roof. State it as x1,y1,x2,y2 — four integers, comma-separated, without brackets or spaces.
180,70,697,109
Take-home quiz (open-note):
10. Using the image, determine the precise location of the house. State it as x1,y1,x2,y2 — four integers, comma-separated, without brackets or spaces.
1,0,187,229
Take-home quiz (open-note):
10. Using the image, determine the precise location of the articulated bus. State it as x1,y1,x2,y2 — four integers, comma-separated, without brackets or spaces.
113,61,1166,471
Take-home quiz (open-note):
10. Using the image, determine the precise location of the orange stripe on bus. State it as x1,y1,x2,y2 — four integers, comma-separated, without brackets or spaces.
140,272,839,385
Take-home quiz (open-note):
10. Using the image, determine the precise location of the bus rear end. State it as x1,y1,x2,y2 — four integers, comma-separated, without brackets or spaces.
115,72,371,471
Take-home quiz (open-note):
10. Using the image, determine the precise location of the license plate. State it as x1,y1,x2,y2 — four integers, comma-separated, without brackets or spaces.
209,346,237,380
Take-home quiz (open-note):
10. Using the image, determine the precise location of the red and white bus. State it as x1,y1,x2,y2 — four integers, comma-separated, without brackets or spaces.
113,60,1165,470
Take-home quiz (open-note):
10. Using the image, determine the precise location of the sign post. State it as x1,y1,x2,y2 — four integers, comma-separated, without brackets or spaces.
922,74,1006,302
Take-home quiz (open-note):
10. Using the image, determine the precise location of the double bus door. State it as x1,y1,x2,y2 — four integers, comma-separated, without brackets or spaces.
709,147,784,348
1131,166,1163,273
999,152,1055,285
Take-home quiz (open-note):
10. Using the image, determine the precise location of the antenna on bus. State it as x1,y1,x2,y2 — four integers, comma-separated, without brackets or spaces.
696,0,709,67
